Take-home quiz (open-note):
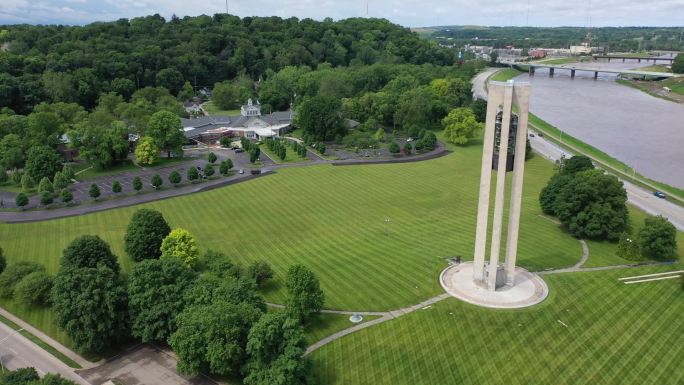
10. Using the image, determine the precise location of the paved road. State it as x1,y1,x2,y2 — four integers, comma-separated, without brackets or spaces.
0,322,89,384
472,69,684,232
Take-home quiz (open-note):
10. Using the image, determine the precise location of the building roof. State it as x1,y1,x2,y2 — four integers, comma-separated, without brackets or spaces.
181,112,294,139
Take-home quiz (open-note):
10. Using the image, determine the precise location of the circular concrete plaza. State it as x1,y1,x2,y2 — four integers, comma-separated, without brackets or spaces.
440,262,549,309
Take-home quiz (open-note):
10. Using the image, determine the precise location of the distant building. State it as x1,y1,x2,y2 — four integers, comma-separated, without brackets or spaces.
529,49,546,59
183,101,201,115
181,99,293,144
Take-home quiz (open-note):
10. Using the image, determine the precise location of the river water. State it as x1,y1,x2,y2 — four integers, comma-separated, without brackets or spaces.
514,60,684,189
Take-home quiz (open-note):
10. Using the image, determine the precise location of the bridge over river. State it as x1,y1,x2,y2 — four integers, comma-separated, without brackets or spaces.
500,60,680,80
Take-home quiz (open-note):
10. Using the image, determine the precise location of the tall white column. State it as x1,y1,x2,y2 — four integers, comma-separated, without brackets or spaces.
504,86,531,285
472,87,502,282
486,85,514,291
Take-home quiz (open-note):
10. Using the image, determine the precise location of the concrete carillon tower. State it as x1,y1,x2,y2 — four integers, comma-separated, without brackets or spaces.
473,80,530,291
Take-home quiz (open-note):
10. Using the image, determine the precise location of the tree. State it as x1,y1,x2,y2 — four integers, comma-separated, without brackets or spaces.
112,180,122,193
0,166,7,184
297,95,345,142
61,164,75,181
204,164,215,177
147,111,185,158
560,155,594,175
14,271,53,306
88,183,101,200
616,232,642,261
207,152,217,164
61,235,120,273
128,258,195,342
69,117,129,169
0,262,44,298
0,134,24,169
24,146,63,182
132,176,143,192
52,264,128,354
471,98,487,123
244,312,312,385
672,53,684,74
442,108,483,145
135,136,159,166
11,168,22,185
169,170,182,185
60,189,73,204
249,146,260,164
151,174,163,189
638,216,677,260
21,173,35,192
156,68,184,95
219,159,233,175
389,142,400,154
124,209,171,262
177,81,195,101
0,247,5,274
285,265,325,323
187,167,199,182
15,192,28,209
246,261,274,288
161,228,200,267
169,301,262,376
53,171,68,190
213,81,251,110
38,177,53,195
40,191,53,206
317,143,326,155
552,169,628,240
403,142,412,155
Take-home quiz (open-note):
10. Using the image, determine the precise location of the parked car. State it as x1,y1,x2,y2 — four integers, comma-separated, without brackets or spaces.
235,148,244,153
239,169,244,174
250,169,262,175
654,191,666,199
537,132,544,138
529,133,535,138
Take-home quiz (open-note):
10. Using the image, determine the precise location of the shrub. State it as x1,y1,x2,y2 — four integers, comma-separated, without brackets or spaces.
0,262,44,298
14,271,54,306
15,192,29,209
187,167,199,182
40,190,53,206
204,164,215,177
403,142,412,155
38,177,53,194
207,152,218,164
389,142,400,154
112,181,122,193
89,183,101,199
219,159,233,175
21,173,35,191
60,189,73,204
169,170,182,185
151,174,163,189
246,261,274,288
132,176,143,191
220,136,232,148
638,216,677,259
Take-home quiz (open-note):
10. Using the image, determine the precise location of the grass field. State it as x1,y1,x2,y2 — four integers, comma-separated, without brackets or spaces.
202,101,240,116
638,65,672,73
0,134,681,353
536,57,579,65
304,313,381,345
312,264,684,384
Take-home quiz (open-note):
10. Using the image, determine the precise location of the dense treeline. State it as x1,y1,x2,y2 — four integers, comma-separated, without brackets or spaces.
430,26,684,52
0,14,455,113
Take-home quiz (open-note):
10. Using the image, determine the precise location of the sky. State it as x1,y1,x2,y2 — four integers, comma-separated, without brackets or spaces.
1,0,683,27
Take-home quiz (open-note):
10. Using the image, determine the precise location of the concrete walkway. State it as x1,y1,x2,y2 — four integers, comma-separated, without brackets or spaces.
270,293,453,356
0,306,96,369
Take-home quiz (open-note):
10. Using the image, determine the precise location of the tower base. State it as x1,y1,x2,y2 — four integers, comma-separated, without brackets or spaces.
440,262,548,309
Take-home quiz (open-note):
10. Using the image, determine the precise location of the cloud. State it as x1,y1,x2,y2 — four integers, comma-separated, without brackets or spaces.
0,0,682,27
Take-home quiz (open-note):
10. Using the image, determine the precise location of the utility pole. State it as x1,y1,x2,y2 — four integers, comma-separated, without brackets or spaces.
225,0,229,14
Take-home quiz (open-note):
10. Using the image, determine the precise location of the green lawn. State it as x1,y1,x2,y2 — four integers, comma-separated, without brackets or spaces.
638,65,671,73
312,264,684,385
536,57,579,65
0,135,681,350
259,143,309,164
202,101,240,116
74,156,197,181
490,69,523,82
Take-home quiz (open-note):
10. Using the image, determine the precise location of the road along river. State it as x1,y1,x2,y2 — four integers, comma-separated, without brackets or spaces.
514,61,684,189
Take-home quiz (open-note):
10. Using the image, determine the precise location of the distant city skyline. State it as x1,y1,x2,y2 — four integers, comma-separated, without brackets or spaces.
1,0,683,27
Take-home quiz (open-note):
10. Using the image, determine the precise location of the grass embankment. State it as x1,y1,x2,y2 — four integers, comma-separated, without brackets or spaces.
312,264,684,385
0,313,81,368
536,57,580,65
637,65,672,73
2,136,682,349
490,68,523,82
202,101,240,116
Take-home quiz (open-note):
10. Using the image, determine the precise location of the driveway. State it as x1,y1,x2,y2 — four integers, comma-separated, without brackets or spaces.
78,344,216,385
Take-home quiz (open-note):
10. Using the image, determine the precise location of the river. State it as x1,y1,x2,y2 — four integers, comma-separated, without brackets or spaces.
514,60,684,189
